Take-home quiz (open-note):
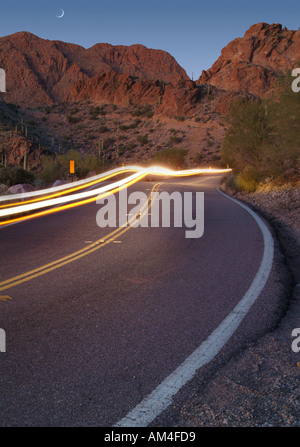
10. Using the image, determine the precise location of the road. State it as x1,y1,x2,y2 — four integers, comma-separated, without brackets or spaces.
0,174,275,426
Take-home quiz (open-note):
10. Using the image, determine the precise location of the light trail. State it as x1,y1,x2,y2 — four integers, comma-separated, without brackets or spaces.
0,167,143,208
0,165,231,226
0,168,137,208
0,172,147,225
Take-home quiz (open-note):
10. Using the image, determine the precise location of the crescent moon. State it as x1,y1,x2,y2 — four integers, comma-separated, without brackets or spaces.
56,8,64,19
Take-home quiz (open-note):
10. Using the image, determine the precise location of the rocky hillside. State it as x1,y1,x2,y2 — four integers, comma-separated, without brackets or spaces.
1,22,299,173
0,31,188,107
198,23,300,97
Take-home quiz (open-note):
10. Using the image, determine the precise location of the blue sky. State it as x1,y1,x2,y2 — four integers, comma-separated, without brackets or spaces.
0,0,299,79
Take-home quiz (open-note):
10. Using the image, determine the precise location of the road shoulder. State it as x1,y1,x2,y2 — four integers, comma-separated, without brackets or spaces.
176,187,300,427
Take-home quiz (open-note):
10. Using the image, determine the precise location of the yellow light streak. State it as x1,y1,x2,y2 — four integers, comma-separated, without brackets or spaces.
0,169,137,209
0,183,161,292
0,165,231,226
0,173,147,226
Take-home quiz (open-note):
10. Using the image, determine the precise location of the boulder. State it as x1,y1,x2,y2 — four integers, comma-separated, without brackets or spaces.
52,180,68,188
7,183,34,194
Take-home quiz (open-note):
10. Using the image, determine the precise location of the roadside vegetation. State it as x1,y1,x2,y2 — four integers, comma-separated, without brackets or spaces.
0,149,111,188
221,72,300,192
151,146,188,169
0,165,34,186
38,149,110,184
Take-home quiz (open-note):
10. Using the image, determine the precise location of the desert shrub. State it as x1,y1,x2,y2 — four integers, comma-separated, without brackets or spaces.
132,109,142,117
0,166,35,186
168,135,182,145
44,106,53,114
136,134,149,146
193,153,204,164
124,142,136,152
220,173,239,193
174,115,185,122
222,72,300,183
131,105,153,118
38,158,61,184
236,166,259,192
129,119,141,129
38,149,107,183
67,115,80,124
89,106,105,119
5,102,20,113
221,97,274,174
152,147,188,169
99,126,109,133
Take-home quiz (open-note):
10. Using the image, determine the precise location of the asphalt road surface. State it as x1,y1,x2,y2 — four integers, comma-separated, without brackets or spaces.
0,175,277,426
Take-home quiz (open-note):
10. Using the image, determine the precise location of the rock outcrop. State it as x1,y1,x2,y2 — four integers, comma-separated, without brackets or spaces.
69,72,202,117
0,31,188,107
1,23,299,115
5,135,42,170
68,71,164,107
198,23,300,97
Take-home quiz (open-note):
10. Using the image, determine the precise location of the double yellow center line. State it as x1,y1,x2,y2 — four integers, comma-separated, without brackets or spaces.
0,183,162,294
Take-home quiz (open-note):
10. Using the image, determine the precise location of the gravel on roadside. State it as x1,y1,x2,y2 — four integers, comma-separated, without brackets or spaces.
177,183,300,427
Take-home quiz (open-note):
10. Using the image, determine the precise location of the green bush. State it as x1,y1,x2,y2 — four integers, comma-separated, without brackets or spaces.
129,119,141,129
38,149,109,184
67,115,80,124
174,115,185,122
89,106,106,119
131,109,142,117
152,147,188,169
193,153,204,164
38,160,60,184
236,166,259,192
131,105,153,118
136,134,149,146
168,135,182,145
221,72,300,183
0,166,35,186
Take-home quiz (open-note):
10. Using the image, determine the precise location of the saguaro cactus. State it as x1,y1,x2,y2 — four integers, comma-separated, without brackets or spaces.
23,150,27,171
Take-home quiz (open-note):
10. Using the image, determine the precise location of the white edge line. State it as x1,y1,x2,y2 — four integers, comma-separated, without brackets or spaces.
114,187,274,427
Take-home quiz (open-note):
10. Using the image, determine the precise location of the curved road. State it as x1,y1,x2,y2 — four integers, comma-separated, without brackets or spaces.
0,175,275,426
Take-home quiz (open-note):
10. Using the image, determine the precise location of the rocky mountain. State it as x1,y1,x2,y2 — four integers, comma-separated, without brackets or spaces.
198,23,300,97
1,23,299,173
0,31,188,107
1,24,299,112
68,71,203,117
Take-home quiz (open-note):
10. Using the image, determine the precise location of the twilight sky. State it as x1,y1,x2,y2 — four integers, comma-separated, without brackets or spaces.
0,0,298,79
